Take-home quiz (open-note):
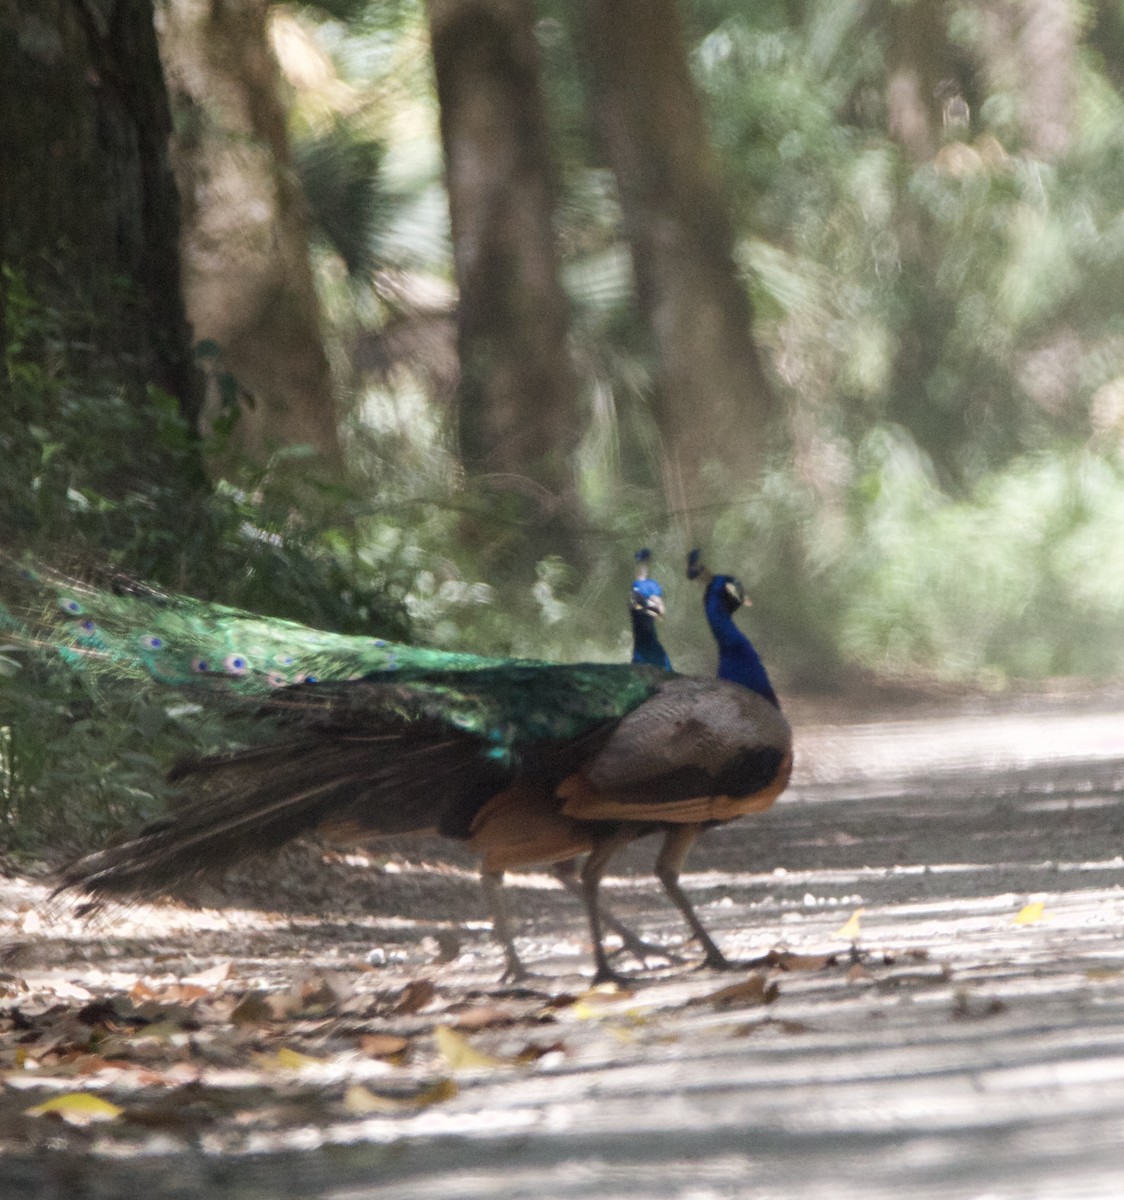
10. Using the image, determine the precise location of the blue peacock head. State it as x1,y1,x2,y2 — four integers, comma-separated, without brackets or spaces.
631,548,666,618
687,549,747,616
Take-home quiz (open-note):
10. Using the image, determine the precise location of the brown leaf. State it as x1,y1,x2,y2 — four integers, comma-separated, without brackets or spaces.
358,1033,409,1059
452,1005,516,1031
514,1039,567,1063
164,983,210,1005
703,973,779,1008
392,979,437,1015
293,973,351,1014
230,990,274,1026
775,953,836,972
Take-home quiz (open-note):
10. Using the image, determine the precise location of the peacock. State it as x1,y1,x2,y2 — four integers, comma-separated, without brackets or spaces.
0,552,791,983
518,548,680,975
629,548,671,670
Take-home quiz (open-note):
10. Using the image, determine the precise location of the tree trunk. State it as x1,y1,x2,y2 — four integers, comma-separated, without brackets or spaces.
427,0,583,534
581,0,775,512
0,0,197,417
884,0,956,164
157,0,341,476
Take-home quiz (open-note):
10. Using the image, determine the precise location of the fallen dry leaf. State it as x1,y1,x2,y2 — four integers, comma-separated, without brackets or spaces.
343,1078,458,1114
435,1025,513,1070
775,953,836,972
452,1005,517,1031
251,1046,326,1072
25,1091,123,1125
343,1084,412,1114
182,961,233,988
230,991,275,1026
514,1039,567,1063
834,909,866,941
393,979,438,1015
1014,901,1048,925
358,1033,409,1059
703,974,779,1009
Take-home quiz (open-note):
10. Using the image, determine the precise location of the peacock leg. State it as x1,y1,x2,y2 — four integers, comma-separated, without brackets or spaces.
553,858,680,965
480,869,529,982
580,830,641,986
654,823,732,970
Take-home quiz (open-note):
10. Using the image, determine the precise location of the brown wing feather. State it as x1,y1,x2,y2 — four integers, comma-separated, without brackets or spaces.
570,676,789,794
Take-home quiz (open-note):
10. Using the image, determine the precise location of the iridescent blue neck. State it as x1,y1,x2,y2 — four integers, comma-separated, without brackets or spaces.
704,578,779,707
631,609,671,670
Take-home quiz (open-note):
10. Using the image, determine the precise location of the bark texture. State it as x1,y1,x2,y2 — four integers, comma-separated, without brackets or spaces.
157,0,340,473
427,0,582,514
0,0,196,414
582,0,775,509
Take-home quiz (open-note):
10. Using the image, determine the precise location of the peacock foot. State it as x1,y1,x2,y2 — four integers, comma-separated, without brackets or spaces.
607,931,684,968
589,963,634,989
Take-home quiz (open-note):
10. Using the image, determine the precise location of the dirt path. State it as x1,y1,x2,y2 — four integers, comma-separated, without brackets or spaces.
4,697,1124,1198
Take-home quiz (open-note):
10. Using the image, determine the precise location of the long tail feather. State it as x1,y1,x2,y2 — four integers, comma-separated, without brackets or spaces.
56,724,510,896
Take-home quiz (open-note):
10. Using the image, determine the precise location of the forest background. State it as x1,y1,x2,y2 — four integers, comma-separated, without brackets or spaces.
3,0,1124,849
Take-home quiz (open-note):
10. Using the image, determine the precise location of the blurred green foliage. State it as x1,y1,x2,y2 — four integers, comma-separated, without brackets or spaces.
0,260,415,853
294,0,1124,694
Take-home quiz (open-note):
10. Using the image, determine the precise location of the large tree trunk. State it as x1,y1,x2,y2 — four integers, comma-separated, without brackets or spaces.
427,0,583,544
157,0,341,476
884,0,959,164
581,0,775,511
0,0,197,417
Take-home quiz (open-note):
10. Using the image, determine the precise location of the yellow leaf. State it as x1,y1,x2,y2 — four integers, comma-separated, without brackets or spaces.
434,1025,511,1071
1014,901,1047,925
343,1084,410,1114
413,1077,459,1107
568,986,639,1022
252,1046,324,1071
834,908,866,940
343,1078,458,1113
25,1092,123,1125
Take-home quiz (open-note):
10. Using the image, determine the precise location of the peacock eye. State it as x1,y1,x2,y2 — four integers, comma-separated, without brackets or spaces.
223,653,249,675
266,671,288,688
191,657,210,673
140,635,164,651
59,597,83,615
274,653,295,666
78,619,96,635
